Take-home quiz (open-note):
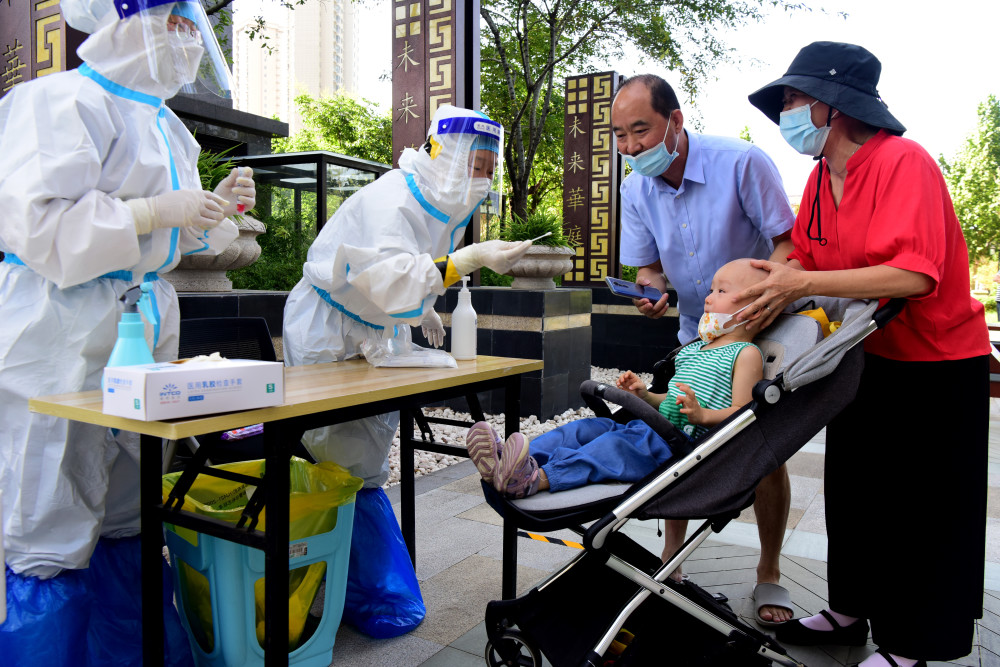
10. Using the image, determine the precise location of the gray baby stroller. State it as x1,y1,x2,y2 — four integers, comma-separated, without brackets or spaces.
480,297,902,667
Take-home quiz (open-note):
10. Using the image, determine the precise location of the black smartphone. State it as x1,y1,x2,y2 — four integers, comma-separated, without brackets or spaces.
605,277,663,301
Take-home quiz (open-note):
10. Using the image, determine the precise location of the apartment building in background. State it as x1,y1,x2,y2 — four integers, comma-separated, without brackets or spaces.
232,0,359,134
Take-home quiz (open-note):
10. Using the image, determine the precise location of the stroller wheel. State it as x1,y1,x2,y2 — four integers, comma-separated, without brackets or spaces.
485,630,541,666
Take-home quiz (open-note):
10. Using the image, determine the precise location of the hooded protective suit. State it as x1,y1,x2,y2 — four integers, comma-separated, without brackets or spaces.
0,1,242,577
283,105,516,486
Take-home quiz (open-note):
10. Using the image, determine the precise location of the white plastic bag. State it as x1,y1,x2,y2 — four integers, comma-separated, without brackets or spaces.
361,326,457,368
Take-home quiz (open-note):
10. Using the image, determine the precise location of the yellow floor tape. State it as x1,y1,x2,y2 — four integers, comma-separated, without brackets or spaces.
517,530,583,550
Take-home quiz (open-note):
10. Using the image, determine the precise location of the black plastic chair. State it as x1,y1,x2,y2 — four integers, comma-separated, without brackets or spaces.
164,317,312,471
177,316,278,363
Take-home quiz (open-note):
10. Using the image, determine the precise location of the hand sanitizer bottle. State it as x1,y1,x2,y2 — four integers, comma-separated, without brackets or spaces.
451,276,477,360
107,285,155,369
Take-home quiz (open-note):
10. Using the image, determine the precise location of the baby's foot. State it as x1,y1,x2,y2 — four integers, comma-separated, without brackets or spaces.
494,433,540,498
467,421,502,484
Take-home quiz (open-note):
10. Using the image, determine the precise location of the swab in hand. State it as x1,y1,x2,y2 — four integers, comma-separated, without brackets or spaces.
236,167,248,213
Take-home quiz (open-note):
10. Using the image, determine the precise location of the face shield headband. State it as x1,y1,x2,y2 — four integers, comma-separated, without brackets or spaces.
433,115,504,219
113,0,233,98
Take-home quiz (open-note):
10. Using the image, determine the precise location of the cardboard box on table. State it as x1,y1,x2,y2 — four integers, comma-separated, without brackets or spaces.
103,359,284,420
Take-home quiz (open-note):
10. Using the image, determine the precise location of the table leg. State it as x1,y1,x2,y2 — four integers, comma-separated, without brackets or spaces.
142,433,165,667
400,410,416,566
263,423,291,667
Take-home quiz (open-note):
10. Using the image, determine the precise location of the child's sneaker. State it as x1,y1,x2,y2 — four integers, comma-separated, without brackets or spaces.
466,421,502,484
494,432,540,498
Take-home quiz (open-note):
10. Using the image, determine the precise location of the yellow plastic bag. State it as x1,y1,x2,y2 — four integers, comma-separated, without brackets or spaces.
162,457,361,538
163,457,362,651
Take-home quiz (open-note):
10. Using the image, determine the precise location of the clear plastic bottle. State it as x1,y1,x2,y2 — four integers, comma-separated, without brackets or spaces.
450,276,477,360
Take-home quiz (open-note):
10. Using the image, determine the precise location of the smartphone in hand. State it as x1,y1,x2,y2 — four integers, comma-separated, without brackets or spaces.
605,277,663,301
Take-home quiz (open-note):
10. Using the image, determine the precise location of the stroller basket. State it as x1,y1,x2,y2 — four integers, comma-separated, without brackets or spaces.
482,298,900,667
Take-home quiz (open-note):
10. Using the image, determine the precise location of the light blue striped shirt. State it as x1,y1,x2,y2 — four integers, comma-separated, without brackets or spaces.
619,131,794,342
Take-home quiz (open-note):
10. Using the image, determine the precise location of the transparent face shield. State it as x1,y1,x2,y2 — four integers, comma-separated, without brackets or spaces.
120,0,233,98
428,115,503,216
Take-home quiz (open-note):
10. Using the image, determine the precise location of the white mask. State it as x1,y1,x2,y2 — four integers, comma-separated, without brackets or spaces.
467,178,492,206
165,28,205,87
77,10,203,99
698,304,750,343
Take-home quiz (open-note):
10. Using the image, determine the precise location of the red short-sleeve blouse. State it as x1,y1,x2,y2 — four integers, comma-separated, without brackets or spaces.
788,130,990,362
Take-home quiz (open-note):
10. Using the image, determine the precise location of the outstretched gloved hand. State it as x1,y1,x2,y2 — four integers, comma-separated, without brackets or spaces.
213,166,256,218
420,309,445,348
449,239,533,277
125,190,228,235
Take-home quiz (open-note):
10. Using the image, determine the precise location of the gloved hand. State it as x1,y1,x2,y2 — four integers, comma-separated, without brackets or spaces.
449,239,533,276
213,166,256,218
420,309,445,348
125,190,228,235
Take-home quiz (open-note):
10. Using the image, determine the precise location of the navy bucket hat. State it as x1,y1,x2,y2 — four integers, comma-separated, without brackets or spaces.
748,41,905,135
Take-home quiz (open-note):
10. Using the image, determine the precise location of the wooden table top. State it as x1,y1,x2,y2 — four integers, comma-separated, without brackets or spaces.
29,356,543,440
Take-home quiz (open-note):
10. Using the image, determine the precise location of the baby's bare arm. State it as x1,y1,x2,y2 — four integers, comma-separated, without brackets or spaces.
616,370,664,408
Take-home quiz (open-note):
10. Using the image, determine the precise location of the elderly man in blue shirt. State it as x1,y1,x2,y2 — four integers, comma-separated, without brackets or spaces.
612,73,796,628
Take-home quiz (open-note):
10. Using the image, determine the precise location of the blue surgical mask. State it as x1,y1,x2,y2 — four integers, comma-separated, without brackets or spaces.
779,101,831,157
623,122,679,177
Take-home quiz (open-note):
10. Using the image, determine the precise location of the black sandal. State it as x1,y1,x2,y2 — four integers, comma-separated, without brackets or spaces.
848,647,927,667
775,609,870,646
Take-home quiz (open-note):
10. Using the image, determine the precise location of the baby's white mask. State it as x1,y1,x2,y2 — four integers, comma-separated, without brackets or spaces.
698,304,751,343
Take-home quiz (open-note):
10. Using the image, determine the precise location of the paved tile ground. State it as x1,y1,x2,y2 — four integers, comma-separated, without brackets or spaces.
317,407,1000,667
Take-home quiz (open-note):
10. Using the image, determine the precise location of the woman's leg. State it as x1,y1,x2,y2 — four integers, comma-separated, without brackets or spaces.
827,354,987,660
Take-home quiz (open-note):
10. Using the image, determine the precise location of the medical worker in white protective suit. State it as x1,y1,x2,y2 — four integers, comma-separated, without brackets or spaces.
283,105,530,486
0,0,253,584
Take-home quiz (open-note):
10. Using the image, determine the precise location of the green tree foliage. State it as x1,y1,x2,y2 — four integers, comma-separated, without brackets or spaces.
228,93,392,290
194,145,308,291
272,92,393,164
479,0,814,222
228,204,309,291
940,95,1000,263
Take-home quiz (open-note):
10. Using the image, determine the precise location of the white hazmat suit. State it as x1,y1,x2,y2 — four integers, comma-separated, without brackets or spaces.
283,105,530,486
0,0,250,577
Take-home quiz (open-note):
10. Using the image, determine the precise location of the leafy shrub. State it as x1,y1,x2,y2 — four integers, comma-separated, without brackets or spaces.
228,207,308,291
478,267,513,287
498,210,579,248
197,146,238,191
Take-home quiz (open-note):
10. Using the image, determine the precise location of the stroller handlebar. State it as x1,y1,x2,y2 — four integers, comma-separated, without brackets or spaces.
874,298,906,329
579,381,696,458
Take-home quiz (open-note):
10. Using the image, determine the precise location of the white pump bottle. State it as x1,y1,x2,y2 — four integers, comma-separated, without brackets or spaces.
450,276,477,360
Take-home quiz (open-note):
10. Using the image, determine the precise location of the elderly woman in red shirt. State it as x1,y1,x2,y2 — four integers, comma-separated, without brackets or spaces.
736,41,990,667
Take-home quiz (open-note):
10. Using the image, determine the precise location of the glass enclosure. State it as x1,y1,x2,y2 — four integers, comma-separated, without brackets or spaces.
230,151,391,259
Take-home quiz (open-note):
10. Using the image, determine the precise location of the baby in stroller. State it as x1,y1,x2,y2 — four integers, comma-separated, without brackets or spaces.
466,258,767,501
479,288,885,666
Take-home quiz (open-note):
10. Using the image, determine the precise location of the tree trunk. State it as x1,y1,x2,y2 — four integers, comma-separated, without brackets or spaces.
509,177,530,222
